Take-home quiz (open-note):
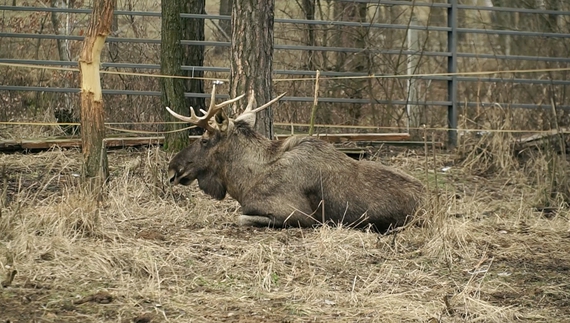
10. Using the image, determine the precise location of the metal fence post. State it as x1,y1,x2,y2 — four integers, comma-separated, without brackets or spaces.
447,0,458,148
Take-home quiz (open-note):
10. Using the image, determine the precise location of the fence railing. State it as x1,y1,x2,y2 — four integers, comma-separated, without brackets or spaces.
1,0,570,147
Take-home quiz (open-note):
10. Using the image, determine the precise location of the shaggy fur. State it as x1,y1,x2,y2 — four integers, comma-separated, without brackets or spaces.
168,112,424,232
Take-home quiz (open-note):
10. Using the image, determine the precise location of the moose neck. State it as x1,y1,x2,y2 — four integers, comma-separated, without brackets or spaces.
216,121,276,203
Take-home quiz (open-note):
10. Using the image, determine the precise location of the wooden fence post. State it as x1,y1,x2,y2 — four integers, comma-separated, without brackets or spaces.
407,15,421,135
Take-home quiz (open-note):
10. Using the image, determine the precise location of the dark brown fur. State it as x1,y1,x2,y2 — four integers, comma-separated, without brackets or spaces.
168,113,425,232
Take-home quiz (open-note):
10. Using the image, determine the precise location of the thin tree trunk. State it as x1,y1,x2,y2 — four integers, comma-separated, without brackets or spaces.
79,0,114,180
219,0,232,39
230,0,276,138
333,1,367,125
182,0,206,136
109,0,119,61
50,0,70,62
51,0,77,135
161,0,205,150
302,0,316,70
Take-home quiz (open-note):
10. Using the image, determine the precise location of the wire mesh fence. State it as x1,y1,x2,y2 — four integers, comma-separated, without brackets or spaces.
1,0,569,146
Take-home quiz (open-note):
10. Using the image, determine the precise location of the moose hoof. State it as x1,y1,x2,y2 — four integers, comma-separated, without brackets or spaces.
238,215,273,227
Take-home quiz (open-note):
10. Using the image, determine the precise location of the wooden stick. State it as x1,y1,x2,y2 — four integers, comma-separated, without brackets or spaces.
308,70,320,136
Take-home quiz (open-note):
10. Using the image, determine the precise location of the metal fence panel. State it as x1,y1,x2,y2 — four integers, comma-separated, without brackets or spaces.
1,1,569,146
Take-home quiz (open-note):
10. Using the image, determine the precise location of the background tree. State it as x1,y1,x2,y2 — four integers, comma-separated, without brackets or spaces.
218,0,232,40
301,0,316,70
333,1,368,125
161,0,205,151
229,0,276,139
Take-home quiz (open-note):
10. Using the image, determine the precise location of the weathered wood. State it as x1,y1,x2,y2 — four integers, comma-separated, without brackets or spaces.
0,133,412,152
514,128,570,152
79,0,114,179
0,137,163,151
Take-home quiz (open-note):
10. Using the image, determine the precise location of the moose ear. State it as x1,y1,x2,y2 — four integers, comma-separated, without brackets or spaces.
234,112,256,127
214,110,230,132
234,91,257,127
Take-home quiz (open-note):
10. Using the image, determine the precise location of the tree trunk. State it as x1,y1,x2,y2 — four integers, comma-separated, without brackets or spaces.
302,0,316,70
182,0,206,136
161,0,205,151
219,0,232,39
79,0,114,180
230,0,276,138
333,1,367,125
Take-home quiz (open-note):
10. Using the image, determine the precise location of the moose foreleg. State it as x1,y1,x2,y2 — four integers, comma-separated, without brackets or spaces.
237,211,311,228
238,196,316,228
237,215,277,227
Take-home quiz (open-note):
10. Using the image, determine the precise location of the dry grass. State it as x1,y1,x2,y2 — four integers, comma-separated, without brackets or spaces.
1,145,569,322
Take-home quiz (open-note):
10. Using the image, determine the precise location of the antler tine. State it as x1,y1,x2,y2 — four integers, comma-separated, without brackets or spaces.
165,106,200,124
165,83,245,131
203,82,246,117
199,82,222,123
250,92,287,114
214,93,246,109
244,90,256,113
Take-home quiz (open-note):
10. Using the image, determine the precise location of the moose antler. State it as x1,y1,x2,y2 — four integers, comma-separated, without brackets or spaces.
165,83,245,131
242,90,287,115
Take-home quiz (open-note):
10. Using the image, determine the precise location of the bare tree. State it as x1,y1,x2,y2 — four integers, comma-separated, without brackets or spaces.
230,0,276,138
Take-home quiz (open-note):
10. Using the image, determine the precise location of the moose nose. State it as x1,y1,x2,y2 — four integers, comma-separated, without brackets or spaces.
169,176,176,185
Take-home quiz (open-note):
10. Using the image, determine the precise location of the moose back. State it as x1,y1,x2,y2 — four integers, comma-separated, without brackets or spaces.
166,85,424,231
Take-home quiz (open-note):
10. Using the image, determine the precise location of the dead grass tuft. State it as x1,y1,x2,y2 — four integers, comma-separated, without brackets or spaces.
458,105,519,177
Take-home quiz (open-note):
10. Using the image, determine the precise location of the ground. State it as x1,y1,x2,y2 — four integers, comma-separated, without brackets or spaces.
0,146,569,322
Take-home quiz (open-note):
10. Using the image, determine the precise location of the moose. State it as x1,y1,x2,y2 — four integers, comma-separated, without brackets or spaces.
166,84,424,231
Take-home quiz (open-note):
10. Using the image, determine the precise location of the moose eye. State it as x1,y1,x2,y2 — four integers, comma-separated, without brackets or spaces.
200,138,208,145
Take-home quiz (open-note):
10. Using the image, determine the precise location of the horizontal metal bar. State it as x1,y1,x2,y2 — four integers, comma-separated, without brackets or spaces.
8,6,570,37
181,40,451,57
4,32,570,60
0,59,434,78
457,4,570,16
0,32,161,43
180,14,451,32
457,27,570,39
339,0,570,16
456,52,570,63
3,59,570,84
465,102,570,110
0,6,449,31
3,85,570,110
0,33,451,56
457,76,570,86
0,86,443,105
0,86,160,96
0,5,161,16
0,6,161,17
4,3,570,17
2,5,569,26
337,0,451,7
0,85,438,105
